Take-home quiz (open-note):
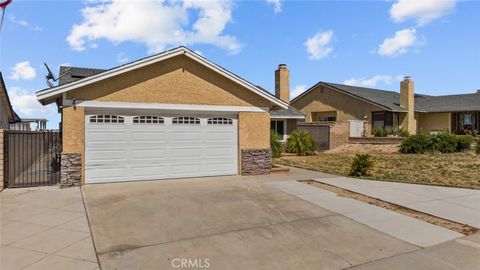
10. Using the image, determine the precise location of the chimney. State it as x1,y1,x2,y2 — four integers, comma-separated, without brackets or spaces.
275,64,290,103
400,76,417,134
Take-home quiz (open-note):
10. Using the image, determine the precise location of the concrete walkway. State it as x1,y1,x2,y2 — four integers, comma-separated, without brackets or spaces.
314,177,480,228
348,232,480,270
1,186,99,270
268,181,463,247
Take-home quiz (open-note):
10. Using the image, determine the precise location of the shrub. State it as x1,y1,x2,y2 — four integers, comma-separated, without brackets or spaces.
287,130,316,156
433,132,458,153
270,131,284,158
456,135,474,152
398,129,410,138
348,154,375,177
399,132,434,154
373,127,388,137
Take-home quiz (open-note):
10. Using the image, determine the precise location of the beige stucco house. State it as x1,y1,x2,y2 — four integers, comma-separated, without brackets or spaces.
36,47,303,185
292,76,480,135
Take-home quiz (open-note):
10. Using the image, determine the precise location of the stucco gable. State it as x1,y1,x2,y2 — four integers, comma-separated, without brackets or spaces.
36,47,288,109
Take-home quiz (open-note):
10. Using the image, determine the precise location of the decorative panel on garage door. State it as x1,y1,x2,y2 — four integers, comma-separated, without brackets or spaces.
85,113,238,183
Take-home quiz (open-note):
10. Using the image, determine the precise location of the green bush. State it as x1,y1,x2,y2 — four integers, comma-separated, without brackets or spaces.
433,132,458,153
456,135,474,152
476,142,480,155
398,129,410,137
287,130,316,156
348,154,375,177
373,127,388,137
270,131,284,158
399,132,434,154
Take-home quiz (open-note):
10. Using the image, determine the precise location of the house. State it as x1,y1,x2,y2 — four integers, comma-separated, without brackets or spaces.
291,76,480,135
36,46,304,185
0,72,21,129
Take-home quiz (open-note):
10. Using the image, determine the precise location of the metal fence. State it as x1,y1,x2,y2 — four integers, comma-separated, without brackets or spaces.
297,124,330,150
5,131,62,187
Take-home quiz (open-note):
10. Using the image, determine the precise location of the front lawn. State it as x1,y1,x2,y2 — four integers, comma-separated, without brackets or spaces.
276,151,480,189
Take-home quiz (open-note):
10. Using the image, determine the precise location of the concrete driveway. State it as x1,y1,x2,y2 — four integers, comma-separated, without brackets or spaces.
82,172,420,270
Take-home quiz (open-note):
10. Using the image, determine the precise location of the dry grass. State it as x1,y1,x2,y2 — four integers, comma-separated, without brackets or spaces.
276,148,480,189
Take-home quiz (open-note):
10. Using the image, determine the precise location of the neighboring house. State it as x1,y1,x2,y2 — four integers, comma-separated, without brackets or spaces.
0,72,21,129
11,118,49,131
36,46,303,185
292,76,480,135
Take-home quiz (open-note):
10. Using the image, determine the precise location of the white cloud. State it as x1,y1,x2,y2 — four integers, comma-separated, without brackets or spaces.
390,0,456,26
304,30,334,60
343,75,403,88
266,0,282,13
8,87,55,116
291,84,307,98
377,28,419,57
9,15,42,31
67,0,241,54
116,52,129,63
9,61,37,80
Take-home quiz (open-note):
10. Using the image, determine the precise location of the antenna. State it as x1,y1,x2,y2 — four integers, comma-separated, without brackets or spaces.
44,63,71,88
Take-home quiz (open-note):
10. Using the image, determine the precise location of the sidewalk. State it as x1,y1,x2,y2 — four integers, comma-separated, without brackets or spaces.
1,186,99,270
268,180,463,247
315,177,480,228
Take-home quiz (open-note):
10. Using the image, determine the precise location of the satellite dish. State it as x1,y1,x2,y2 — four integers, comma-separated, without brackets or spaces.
44,63,71,88
44,63,56,81
46,80,54,88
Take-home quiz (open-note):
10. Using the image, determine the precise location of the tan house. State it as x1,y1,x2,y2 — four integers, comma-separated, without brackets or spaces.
292,76,480,135
0,72,21,129
36,47,303,185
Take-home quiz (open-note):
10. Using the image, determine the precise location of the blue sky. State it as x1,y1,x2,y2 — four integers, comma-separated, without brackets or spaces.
1,0,479,129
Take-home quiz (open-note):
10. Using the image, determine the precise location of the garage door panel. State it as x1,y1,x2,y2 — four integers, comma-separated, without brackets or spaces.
85,113,238,183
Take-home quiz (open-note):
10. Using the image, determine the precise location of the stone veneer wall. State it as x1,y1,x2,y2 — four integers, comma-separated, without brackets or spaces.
241,149,272,175
61,153,82,187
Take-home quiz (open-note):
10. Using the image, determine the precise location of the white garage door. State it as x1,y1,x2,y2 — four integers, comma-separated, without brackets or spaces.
85,112,238,183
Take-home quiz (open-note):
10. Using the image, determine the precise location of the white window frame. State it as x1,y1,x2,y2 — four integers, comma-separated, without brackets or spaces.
271,119,287,141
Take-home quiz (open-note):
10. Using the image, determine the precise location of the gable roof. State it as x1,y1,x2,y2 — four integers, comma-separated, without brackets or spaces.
291,81,408,112
415,93,480,113
292,81,480,113
36,46,289,109
0,72,21,122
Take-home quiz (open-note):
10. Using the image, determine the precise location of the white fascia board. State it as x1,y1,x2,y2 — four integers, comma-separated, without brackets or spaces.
76,101,269,113
270,115,305,119
36,47,289,109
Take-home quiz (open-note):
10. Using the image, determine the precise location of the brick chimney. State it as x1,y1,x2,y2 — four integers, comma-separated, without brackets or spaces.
275,64,290,103
400,76,417,134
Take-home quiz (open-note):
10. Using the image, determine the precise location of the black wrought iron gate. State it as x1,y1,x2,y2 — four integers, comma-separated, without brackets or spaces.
5,131,62,187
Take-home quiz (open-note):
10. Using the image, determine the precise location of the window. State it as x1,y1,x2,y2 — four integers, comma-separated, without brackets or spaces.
89,115,124,124
133,116,164,124
270,120,285,136
207,118,233,125
463,114,473,125
172,117,200,125
319,115,336,121
372,112,394,129
313,111,336,122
